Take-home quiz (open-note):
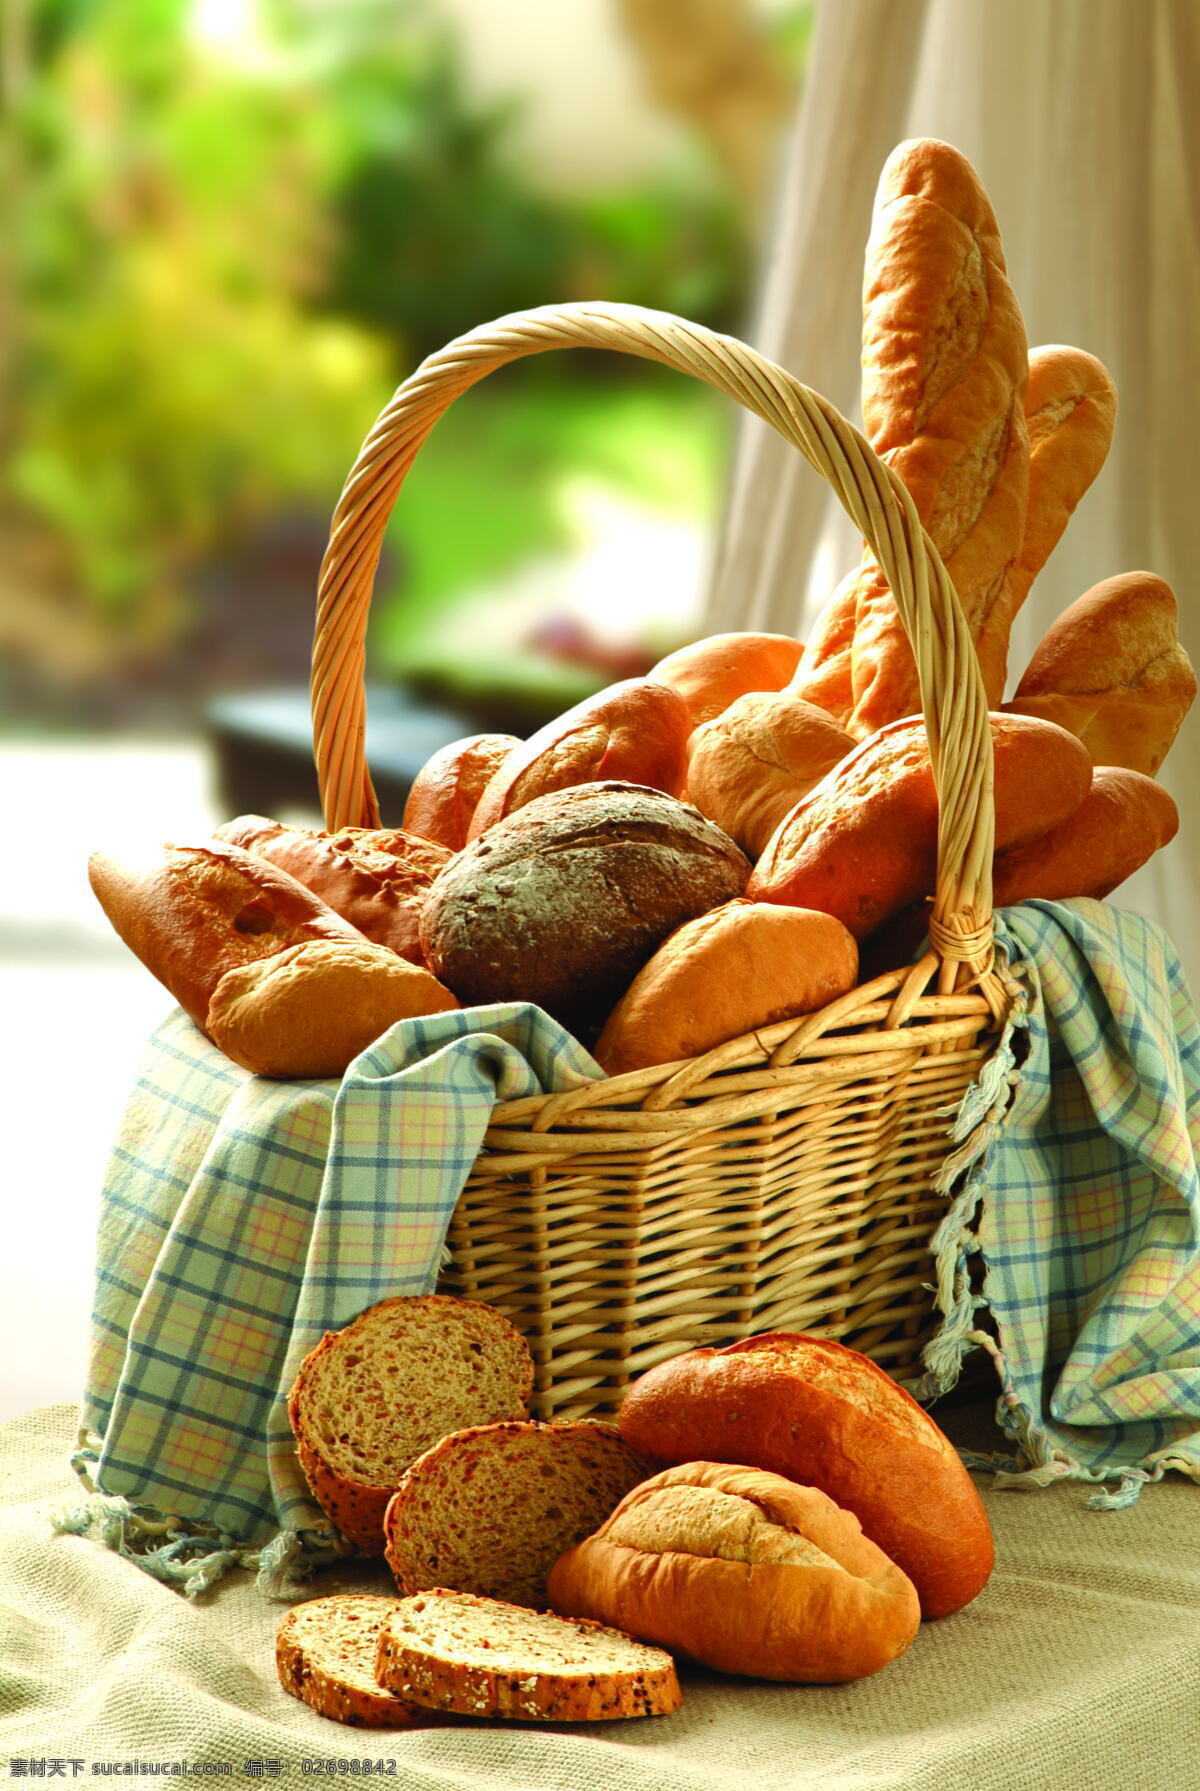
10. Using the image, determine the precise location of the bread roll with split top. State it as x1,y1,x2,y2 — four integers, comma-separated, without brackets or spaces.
467,678,690,840
747,712,1092,939
1005,571,1196,776
617,1331,994,1620
648,631,803,728
547,1459,921,1683
594,899,858,1076
684,691,855,857
215,815,451,963
402,732,521,851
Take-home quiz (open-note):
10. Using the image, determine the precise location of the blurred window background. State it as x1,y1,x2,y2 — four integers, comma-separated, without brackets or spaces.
0,0,810,1416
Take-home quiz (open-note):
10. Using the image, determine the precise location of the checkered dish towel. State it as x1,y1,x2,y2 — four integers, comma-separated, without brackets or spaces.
60,899,1199,1595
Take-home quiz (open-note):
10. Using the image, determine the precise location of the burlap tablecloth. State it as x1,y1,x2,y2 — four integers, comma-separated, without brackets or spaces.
3,1401,1197,1791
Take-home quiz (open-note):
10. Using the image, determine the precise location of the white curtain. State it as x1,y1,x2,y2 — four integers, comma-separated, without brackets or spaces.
705,0,1200,990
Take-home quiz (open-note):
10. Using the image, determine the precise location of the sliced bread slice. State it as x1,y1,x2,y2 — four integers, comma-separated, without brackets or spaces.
374,1589,682,1721
383,1419,655,1608
288,1295,534,1554
276,1595,433,1728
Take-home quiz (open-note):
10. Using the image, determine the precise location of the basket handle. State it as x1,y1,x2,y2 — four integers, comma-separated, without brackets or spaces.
311,301,996,988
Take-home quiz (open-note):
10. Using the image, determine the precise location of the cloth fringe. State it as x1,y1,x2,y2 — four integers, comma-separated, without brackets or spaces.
54,1432,345,1598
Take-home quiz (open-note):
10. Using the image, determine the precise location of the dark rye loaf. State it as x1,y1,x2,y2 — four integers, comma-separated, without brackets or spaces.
418,781,751,1041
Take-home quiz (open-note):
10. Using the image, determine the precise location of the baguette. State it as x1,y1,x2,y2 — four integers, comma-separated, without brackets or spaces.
791,138,1030,735
383,1420,656,1609
467,678,691,839
215,815,452,964
373,1590,682,1721
276,1596,433,1728
973,345,1116,696
747,713,1092,939
548,1460,921,1683
288,1296,533,1555
617,1332,993,1620
1005,571,1196,775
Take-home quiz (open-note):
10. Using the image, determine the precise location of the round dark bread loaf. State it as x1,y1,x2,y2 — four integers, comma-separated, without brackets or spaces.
418,782,751,1041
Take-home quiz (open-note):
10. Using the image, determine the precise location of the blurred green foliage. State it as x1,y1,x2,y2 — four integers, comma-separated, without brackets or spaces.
2,0,797,708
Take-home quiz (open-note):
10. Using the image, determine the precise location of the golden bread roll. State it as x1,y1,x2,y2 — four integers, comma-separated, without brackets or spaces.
649,631,803,728
792,138,1030,733
1005,571,1196,776
684,691,854,858
993,767,1179,906
215,815,451,964
594,899,858,1075
401,733,521,851
547,1459,921,1684
207,940,458,1078
747,713,1092,938
88,839,367,1033
617,1332,994,1620
467,679,690,840
420,782,750,1043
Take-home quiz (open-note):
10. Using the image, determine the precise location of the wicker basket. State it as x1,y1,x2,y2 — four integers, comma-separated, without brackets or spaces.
310,302,1014,1420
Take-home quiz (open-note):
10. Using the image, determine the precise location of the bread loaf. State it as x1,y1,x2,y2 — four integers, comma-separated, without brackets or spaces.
649,631,803,728
384,1420,656,1609
467,678,691,839
207,940,458,1078
618,1332,994,1620
373,1590,683,1721
791,138,1030,734
215,815,451,963
747,713,1092,939
88,839,367,1034
993,767,1179,905
288,1296,533,1554
1005,572,1196,775
594,900,858,1076
420,783,750,1041
684,691,855,858
547,1460,921,1683
401,733,521,851
276,1596,433,1728
972,345,1117,696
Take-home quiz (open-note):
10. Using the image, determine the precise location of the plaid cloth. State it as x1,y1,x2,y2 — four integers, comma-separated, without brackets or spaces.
922,898,1200,1506
68,1003,602,1591
64,898,1199,1593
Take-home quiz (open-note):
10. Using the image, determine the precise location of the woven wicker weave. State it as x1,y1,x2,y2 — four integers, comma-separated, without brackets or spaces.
310,303,1015,1418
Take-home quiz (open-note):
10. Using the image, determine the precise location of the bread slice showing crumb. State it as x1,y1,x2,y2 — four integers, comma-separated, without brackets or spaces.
288,1296,533,1553
384,1419,655,1608
276,1595,434,1728
374,1588,682,1721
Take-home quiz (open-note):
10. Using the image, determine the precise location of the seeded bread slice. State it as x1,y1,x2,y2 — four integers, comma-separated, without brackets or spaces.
276,1595,434,1728
374,1589,682,1721
384,1419,655,1608
288,1296,534,1554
